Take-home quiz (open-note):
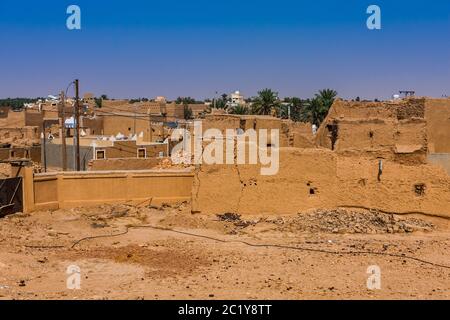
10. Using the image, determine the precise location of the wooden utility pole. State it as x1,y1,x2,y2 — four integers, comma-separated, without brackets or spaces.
74,79,81,171
134,103,137,136
42,121,47,172
59,91,67,171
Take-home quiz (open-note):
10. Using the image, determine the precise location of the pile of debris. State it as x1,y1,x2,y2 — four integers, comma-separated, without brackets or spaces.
269,209,435,234
66,204,148,228
156,156,192,170
217,213,257,228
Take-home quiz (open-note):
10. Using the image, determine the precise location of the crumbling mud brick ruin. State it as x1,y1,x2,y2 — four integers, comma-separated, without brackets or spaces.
16,97,450,220
192,98,450,218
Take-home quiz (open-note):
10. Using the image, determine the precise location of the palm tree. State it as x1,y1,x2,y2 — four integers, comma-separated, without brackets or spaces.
316,89,337,110
300,89,338,126
214,99,227,109
229,104,249,115
251,89,280,115
283,97,308,122
306,97,325,126
183,105,193,120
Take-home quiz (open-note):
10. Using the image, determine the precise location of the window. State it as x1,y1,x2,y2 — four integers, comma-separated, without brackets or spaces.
9,150,16,158
96,150,106,160
137,148,147,158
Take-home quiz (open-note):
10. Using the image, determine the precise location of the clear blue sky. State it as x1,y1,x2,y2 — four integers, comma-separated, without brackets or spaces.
0,0,449,100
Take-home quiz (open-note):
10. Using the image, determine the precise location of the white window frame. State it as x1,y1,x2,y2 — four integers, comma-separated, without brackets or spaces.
96,149,106,160
137,148,147,159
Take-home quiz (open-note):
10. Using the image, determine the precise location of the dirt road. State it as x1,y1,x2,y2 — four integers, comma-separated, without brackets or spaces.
0,203,449,300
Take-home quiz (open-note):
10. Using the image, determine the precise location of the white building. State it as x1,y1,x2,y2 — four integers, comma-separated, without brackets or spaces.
230,90,245,106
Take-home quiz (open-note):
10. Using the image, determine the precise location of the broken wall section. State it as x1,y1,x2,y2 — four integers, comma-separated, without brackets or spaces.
316,99,428,165
201,115,314,148
192,148,450,218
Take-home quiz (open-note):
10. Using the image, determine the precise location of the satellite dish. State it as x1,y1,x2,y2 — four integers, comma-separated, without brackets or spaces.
115,133,125,140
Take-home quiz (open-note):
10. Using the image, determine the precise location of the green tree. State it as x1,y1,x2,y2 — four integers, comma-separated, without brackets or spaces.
301,89,337,126
306,97,324,126
183,104,193,120
299,89,338,126
213,93,229,109
229,104,249,115
0,98,40,110
283,97,308,122
316,89,337,110
251,89,280,115
176,97,196,105
94,98,102,108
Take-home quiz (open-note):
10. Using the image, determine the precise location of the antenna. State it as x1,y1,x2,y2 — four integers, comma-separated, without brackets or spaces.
399,90,415,97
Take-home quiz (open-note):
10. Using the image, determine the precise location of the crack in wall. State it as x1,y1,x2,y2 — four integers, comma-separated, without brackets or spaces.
233,137,245,214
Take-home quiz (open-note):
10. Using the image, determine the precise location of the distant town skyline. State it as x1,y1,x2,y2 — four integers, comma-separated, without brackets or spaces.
0,0,449,100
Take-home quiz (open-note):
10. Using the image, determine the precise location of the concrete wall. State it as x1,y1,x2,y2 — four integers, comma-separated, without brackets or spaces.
43,142,93,171
428,154,450,175
22,167,194,212
44,139,168,171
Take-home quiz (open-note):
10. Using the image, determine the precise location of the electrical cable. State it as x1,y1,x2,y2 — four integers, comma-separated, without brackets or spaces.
68,223,450,270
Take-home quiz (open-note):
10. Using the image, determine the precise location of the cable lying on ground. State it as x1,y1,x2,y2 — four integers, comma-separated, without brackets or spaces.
69,224,450,270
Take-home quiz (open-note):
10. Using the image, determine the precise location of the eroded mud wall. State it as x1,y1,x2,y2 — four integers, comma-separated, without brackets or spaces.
192,148,450,218
425,99,450,153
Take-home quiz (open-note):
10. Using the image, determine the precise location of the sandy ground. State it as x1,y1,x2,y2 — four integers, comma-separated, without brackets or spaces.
0,203,449,300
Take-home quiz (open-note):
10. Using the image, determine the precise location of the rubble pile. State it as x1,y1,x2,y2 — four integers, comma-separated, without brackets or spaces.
270,209,435,234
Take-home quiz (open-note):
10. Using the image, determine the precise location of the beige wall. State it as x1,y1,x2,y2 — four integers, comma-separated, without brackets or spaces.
315,99,429,165
0,109,26,128
88,157,162,171
95,140,167,159
0,127,40,147
0,145,41,162
192,148,450,218
201,115,313,148
23,168,194,212
102,115,153,141
425,99,450,153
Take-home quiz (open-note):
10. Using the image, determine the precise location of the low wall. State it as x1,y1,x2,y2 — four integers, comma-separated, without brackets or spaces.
192,148,450,218
22,167,194,212
88,157,162,171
